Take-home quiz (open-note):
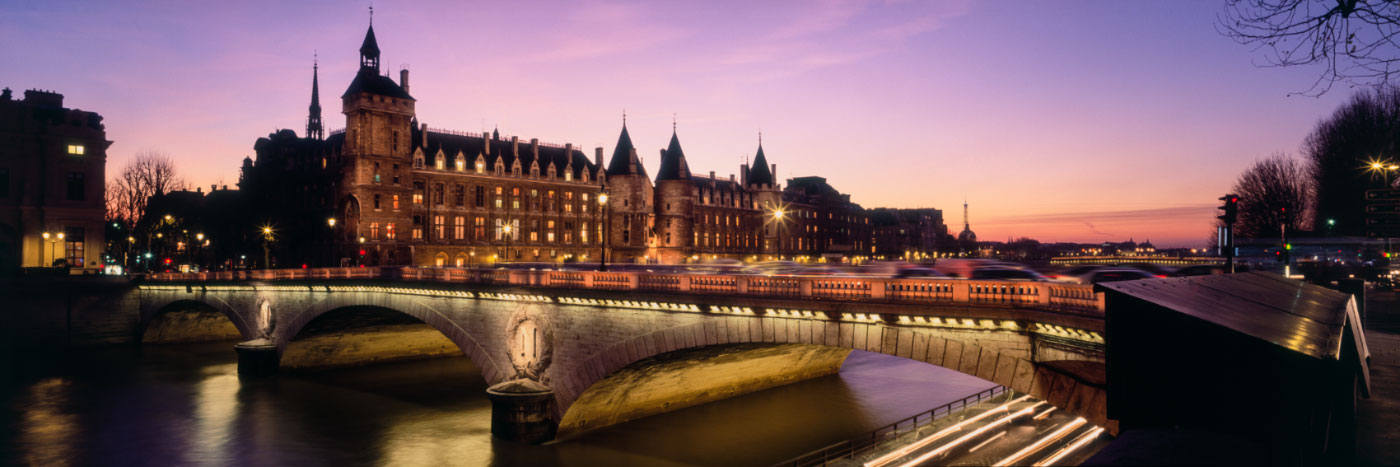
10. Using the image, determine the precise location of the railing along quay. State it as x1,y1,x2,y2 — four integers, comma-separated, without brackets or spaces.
773,386,1009,467
148,267,1105,313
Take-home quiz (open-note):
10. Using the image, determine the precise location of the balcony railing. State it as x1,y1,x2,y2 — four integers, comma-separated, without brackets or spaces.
147,267,1106,313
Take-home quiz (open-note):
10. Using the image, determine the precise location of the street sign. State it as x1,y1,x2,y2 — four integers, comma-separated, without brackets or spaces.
1366,204,1400,214
1366,189,1400,201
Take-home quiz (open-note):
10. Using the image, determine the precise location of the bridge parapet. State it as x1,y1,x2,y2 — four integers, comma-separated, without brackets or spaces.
150,267,1106,314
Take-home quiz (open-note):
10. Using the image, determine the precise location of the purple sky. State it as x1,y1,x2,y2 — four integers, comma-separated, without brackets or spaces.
1,0,1353,247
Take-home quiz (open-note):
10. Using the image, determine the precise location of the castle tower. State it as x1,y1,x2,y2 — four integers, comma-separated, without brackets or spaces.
306,59,323,140
746,134,783,258
653,124,694,263
339,18,416,265
604,119,655,263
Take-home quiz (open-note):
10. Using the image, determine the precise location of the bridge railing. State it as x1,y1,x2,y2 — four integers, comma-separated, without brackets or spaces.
147,267,1105,313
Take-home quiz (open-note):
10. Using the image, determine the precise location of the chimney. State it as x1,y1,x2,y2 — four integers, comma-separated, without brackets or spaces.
771,164,777,183
530,138,539,161
741,164,748,185
420,123,428,146
512,136,519,157
196,187,202,193
210,184,217,192
400,68,410,94
594,147,604,167
483,132,490,155
710,170,716,180
729,173,735,183
222,185,229,190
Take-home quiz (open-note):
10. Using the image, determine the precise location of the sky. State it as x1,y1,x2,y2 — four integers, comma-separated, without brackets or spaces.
0,0,1358,248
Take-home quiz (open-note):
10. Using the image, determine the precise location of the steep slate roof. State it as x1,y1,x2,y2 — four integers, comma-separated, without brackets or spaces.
342,69,414,100
416,130,597,179
748,144,774,186
360,25,381,57
606,124,647,177
655,131,692,182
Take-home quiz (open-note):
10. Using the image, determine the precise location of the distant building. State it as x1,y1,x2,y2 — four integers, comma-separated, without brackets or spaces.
870,208,947,259
957,200,977,253
0,88,109,272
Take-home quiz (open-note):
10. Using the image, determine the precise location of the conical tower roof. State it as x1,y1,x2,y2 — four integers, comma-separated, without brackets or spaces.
606,124,647,176
748,142,773,186
360,25,380,58
656,130,691,182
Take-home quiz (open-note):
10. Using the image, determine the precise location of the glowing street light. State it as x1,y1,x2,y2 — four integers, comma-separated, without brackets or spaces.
327,217,336,227
598,191,610,271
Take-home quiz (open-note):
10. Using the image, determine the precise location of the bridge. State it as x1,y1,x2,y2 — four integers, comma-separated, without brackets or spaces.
140,267,1110,443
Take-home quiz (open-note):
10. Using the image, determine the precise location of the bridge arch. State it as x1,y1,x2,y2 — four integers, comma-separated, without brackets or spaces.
275,292,508,386
554,317,1104,435
139,297,256,343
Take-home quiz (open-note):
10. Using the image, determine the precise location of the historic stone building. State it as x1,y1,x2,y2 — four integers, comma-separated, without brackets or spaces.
242,20,948,267
242,22,604,267
870,208,948,259
0,88,109,273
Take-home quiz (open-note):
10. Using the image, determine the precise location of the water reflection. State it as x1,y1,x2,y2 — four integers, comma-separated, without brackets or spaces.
2,345,995,467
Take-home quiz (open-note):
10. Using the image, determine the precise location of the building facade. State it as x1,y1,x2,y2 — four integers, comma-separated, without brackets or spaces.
241,21,949,267
0,88,109,272
242,23,604,267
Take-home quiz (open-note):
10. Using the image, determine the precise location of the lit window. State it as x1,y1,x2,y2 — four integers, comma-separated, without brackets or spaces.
386,223,397,240
565,172,572,182
456,159,465,171
435,157,445,170
67,144,84,155
454,216,465,240
434,215,445,239
393,195,400,210
371,222,380,239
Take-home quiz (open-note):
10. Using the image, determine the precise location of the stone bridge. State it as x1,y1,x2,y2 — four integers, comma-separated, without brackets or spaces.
140,267,1110,441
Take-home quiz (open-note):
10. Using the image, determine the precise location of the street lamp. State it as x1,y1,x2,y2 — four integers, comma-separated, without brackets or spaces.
502,223,514,264
598,191,610,271
260,225,275,269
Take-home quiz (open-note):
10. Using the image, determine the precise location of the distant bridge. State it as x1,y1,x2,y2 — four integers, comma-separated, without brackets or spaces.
141,268,1110,441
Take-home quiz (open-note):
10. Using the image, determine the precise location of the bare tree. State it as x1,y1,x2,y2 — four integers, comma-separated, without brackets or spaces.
1303,87,1400,234
1231,153,1313,238
1220,0,1400,95
106,150,187,228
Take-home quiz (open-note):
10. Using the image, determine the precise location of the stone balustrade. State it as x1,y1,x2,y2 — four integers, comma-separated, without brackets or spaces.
149,267,1106,313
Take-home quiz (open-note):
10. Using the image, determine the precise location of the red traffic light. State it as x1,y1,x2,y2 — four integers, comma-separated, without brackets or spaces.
164,258,172,264
359,249,366,256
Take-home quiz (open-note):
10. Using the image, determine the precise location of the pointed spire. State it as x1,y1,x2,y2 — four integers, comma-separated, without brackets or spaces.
606,118,643,176
657,126,691,182
747,131,773,187
307,55,323,140
359,8,381,72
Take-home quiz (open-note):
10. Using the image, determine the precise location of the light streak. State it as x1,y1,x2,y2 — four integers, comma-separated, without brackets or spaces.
894,405,1038,467
1032,426,1105,466
864,395,1032,467
992,417,1087,467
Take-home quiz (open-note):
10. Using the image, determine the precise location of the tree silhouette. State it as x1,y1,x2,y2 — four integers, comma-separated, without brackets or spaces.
1303,87,1400,234
105,150,187,228
1220,0,1400,95
1230,153,1313,239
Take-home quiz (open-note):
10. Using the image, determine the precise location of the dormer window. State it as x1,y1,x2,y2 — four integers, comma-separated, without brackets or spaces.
476,161,485,174
456,159,465,172
67,144,85,155
565,172,573,182
435,157,445,170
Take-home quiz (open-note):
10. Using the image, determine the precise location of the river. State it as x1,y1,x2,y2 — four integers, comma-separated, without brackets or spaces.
1,343,997,467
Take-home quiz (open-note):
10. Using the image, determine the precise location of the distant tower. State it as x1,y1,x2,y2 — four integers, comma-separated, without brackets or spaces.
653,122,694,263
745,133,782,257
306,58,323,140
604,117,655,263
958,199,977,253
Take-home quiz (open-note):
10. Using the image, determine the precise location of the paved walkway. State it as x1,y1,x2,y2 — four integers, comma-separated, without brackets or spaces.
1359,290,1400,464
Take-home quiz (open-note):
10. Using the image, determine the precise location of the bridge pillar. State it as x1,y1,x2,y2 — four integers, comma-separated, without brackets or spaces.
485,379,557,444
234,339,279,377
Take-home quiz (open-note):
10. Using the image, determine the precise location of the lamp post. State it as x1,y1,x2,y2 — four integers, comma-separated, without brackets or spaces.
261,225,275,270
327,217,337,267
598,191,610,272
767,208,786,261
503,222,514,264
41,231,51,267
195,232,205,271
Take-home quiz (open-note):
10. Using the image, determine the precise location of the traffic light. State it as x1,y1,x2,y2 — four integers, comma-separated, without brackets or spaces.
1217,194,1240,225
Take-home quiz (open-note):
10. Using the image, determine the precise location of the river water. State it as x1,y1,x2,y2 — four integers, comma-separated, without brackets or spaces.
1,343,996,467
